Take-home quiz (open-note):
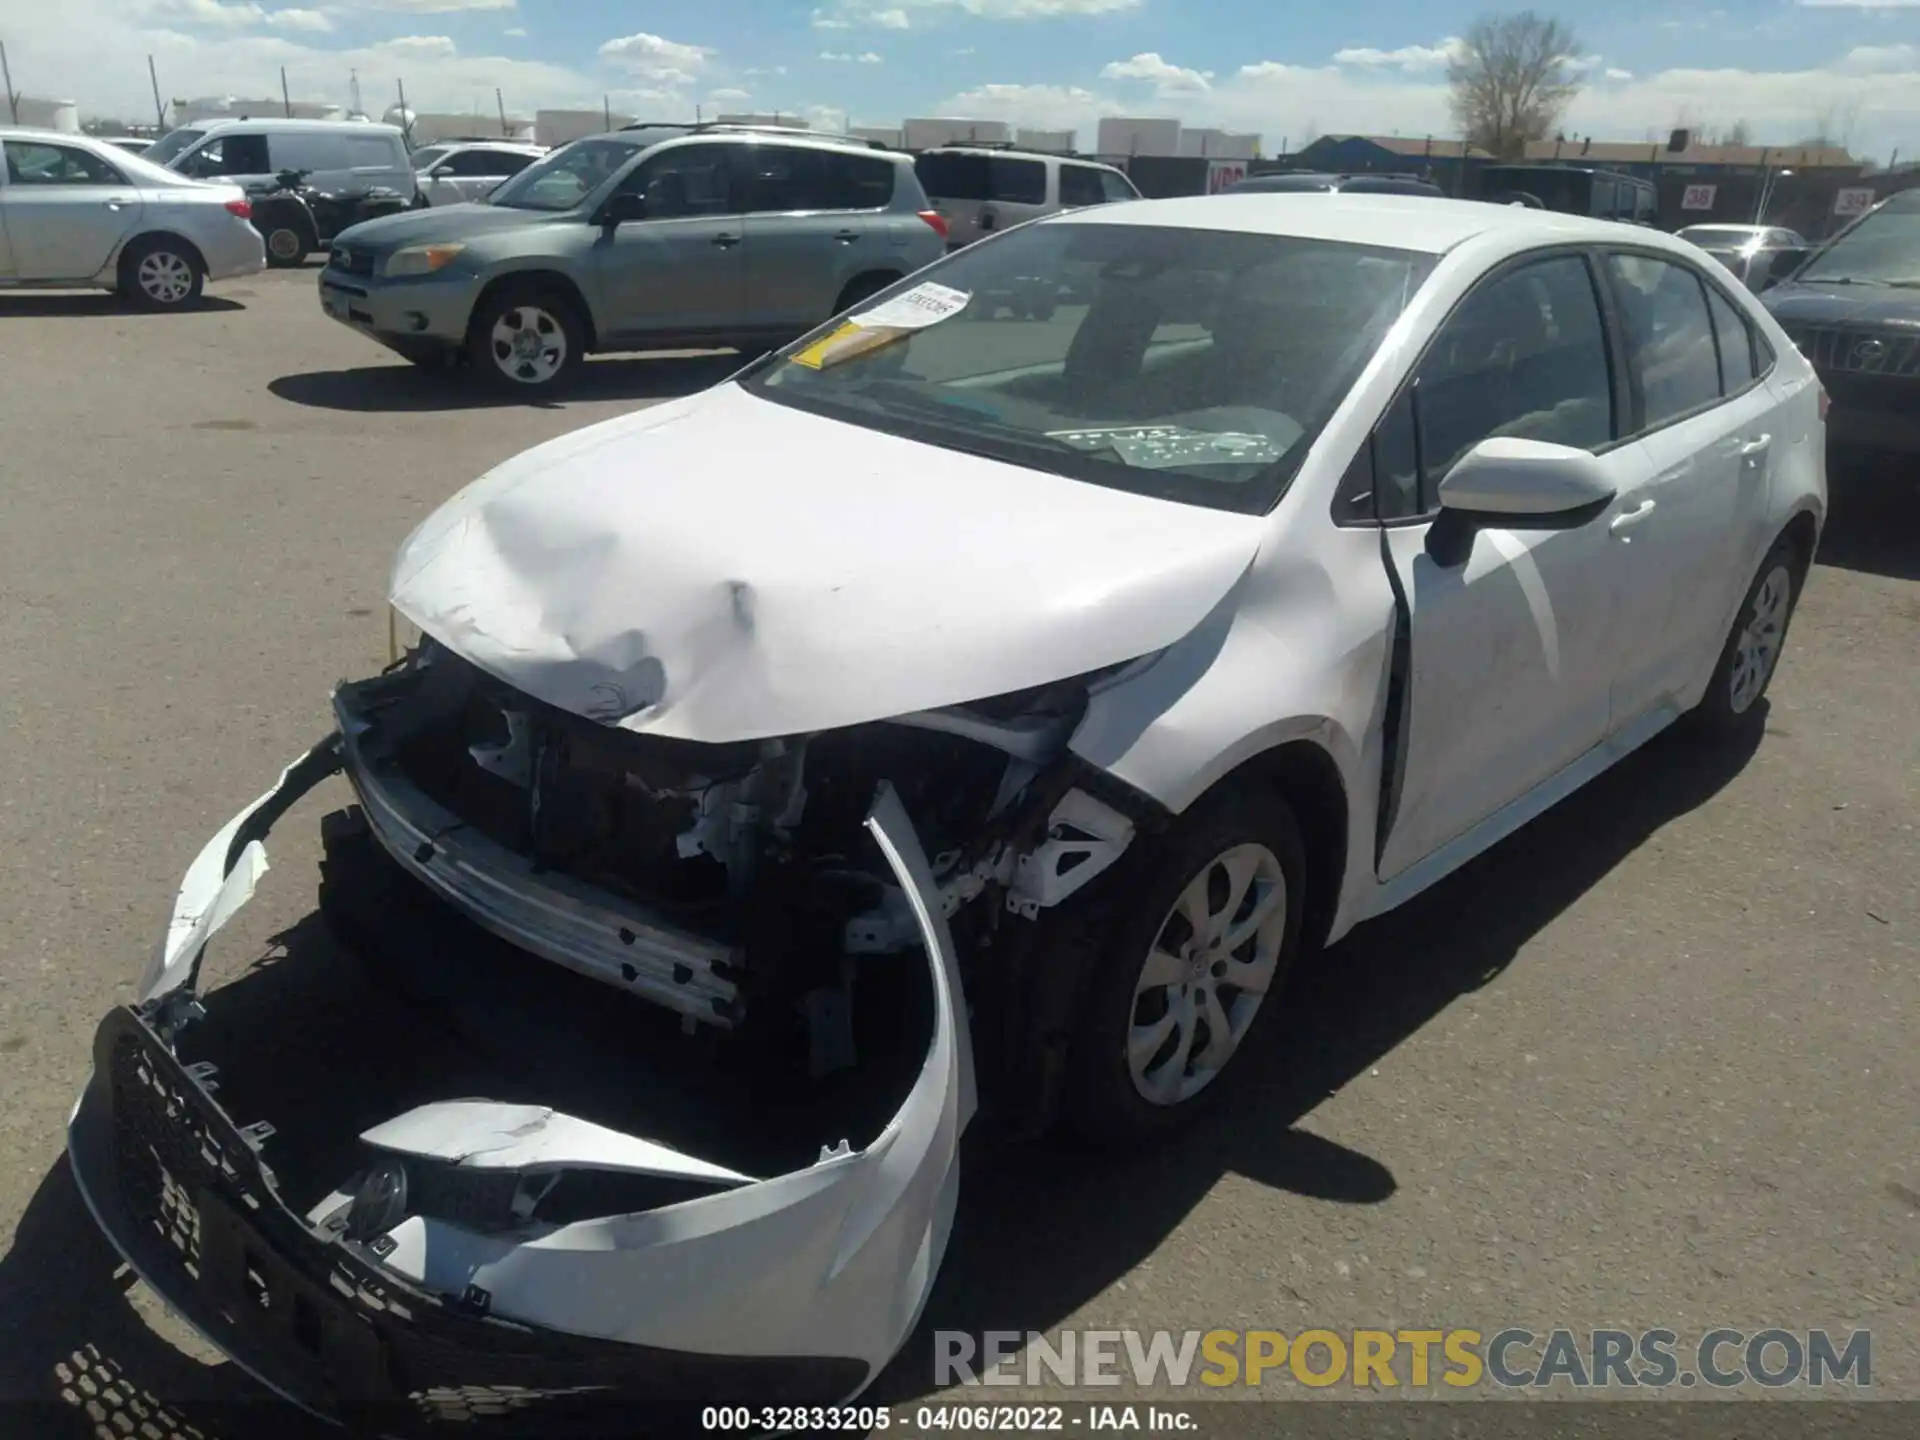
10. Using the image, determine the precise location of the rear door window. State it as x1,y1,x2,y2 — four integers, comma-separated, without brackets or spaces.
1606,254,1723,428
988,156,1046,205
742,145,830,212
625,143,734,217
913,151,989,200
820,151,896,209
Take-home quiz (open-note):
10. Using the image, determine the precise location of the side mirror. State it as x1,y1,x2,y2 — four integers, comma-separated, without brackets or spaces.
1437,437,1616,519
427,163,453,179
596,190,648,227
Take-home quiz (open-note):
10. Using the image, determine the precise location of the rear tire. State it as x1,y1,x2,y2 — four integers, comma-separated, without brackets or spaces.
466,284,586,393
262,223,309,268
1690,539,1803,737
833,271,898,315
118,236,204,310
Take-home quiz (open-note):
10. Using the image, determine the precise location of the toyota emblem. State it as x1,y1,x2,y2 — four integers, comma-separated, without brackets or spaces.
1852,337,1888,364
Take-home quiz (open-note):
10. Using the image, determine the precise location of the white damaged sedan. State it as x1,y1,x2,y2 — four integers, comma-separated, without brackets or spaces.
69,195,1825,1431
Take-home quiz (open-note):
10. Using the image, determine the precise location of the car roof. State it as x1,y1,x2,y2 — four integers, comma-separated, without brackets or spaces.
1054,192,1679,256
928,145,1116,168
182,118,404,136
650,130,908,161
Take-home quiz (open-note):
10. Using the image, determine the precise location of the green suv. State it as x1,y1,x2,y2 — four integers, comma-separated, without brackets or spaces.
318,125,951,392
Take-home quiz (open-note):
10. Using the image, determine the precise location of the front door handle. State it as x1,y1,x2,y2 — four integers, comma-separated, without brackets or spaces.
711,232,740,249
1738,433,1773,458
832,228,859,243
1610,498,1657,536
105,199,129,211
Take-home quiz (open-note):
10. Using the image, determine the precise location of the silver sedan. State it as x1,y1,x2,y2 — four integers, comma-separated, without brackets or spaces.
0,126,265,308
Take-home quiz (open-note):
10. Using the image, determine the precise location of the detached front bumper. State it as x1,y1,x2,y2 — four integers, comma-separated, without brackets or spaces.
68,1008,862,1434
67,738,974,1434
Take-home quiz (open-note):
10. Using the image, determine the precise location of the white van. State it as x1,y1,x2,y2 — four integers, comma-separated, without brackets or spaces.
913,144,1139,248
145,119,412,196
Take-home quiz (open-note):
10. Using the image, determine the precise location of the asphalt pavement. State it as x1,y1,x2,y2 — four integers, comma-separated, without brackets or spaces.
0,267,1914,1437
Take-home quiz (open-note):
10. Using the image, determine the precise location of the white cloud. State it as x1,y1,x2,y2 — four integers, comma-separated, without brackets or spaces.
596,31,713,89
1101,52,1213,94
266,7,332,30
1605,67,1635,82
1841,42,1919,71
708,87,752,102
376,34,456,59
744,64,789,76
1331,38,1466,72
936,81,1121,130
146,0,267,27
340,0,515,11
820,50,884,63
1797,0,1920,6
817,0,1138,27
503,25,525,38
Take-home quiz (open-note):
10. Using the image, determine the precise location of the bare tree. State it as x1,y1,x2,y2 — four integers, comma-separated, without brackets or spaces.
1722,117,1753,148
1797,99,1860,153
1447,10,1584,160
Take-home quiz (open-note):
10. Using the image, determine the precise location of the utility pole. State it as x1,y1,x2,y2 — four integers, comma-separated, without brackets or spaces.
603,94,611,132
280,66,292,118
396,76,413,145
148,54,166,128
495,86,507,136
1,42,18,125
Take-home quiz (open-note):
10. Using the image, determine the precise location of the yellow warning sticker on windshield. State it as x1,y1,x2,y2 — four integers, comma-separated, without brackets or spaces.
788,321,909,370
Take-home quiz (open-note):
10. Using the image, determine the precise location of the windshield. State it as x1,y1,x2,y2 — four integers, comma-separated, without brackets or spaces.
146,127,205,166
486,135,643,211
1797,194,1920,285
743,221,1434,515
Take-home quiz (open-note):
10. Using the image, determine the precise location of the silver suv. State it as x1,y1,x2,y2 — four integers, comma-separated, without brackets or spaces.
318,126,950,391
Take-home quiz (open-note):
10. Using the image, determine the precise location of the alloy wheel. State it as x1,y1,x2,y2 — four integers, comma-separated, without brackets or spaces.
138,251,195,305
1729,563,1792,714
1127,842,1287,1106
267,228,304,262
488,305,568,385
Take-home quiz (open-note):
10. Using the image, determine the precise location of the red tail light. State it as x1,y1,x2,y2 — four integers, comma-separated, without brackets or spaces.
1817,385,1830,423
225,197,252,220
917,209,949,241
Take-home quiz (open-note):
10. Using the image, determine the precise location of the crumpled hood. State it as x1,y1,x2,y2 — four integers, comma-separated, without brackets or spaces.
390,383,1264,741
1763,281,1920,328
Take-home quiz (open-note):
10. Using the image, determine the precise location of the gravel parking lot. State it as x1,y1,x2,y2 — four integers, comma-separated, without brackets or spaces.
0,266,1915,1435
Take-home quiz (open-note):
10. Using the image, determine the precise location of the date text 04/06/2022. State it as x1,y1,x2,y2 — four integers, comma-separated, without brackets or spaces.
700,1404,1199,1431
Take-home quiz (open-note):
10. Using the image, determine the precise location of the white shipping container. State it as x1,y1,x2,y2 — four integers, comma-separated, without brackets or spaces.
904,117,1011,150
1096,117,1181,158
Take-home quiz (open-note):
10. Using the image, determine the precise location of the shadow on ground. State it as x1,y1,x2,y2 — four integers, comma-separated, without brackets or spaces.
1816,448,1920,583
268,351,745,413
0,716,1764,1435
0,294,247,318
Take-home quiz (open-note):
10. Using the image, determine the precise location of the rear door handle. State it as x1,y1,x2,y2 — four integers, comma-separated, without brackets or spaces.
711,232,741,249
832,228,859,243
1738,433,1773,457
1610,498,1657,535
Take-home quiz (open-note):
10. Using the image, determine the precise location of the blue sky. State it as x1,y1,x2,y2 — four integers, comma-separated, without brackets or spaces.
15,1,1920,159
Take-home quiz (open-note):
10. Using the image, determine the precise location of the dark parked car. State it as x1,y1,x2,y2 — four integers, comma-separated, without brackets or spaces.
1761,188,1920,455
1477,164,1658,225
1224,171,1444,198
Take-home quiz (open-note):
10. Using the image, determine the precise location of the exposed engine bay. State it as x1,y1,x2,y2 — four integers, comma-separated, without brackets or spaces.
338,640,1142,1078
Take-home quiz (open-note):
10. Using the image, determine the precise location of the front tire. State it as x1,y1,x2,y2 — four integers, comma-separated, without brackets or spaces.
467,286,586,393
118,236,204,310
1691,540,1803,736
1062,790,1307,1146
